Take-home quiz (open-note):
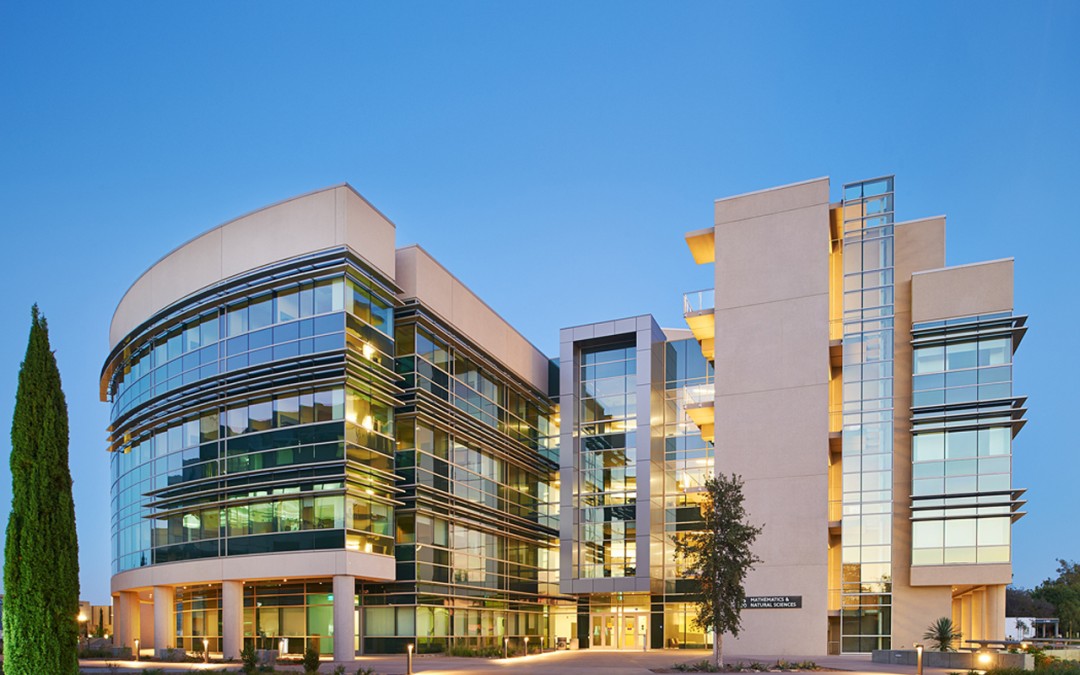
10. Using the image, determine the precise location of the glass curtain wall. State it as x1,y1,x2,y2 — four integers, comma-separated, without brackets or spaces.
360,309,565,654
575,341,638,580
910,314,1023,566
108,265,400,575
661,338,714,649
840,177,895,652
175,585,222,653
244,580,349,655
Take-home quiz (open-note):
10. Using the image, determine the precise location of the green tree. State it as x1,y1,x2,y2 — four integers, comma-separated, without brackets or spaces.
923,616,962,651
672,473,763,669
3,306,81,675
1033,560,1080,638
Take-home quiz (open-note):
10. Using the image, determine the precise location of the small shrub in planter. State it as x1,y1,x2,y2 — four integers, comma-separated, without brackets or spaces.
240,644,259,675
303,646,322,674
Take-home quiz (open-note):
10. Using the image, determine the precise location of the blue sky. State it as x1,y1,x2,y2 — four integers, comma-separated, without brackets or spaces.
0,2,1077,604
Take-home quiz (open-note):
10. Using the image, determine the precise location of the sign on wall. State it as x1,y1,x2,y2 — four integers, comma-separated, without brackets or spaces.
744,596,802,609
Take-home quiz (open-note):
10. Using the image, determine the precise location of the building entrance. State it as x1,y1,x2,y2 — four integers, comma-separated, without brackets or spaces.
590,611,647,649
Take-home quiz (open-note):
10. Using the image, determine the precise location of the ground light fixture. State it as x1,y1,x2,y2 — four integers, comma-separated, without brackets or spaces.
978,651,993,667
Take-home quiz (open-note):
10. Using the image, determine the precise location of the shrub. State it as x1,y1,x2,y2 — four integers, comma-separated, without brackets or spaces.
303,646,321,674
1042,662,1080,675
77,647,115,658
240,644,258,675
923,617,963,651
446,644,502,658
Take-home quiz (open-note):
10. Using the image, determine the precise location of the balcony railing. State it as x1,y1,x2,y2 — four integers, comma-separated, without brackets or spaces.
683,289,715,315
683,384,715,408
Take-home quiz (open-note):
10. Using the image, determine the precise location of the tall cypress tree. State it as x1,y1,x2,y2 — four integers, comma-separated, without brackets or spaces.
3,306,80,674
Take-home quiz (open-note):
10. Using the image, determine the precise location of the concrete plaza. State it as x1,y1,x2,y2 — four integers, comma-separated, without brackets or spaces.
76,650,958,675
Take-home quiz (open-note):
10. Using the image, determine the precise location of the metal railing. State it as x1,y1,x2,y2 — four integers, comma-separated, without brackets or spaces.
683,289,715,314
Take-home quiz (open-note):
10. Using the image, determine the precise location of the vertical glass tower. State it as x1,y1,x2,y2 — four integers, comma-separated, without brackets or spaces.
660,337,714,649
575,341,638,581
840,176,896,652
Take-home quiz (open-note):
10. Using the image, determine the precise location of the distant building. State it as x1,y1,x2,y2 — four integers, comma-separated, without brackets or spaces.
1007,617,1060,640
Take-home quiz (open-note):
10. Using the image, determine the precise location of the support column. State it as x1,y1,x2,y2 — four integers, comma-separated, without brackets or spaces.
222,580,244,660
153,586,176,657
972,588,987,641
115,591,141,653
332,576,357,663
961,593,974,650
985,585,1006,640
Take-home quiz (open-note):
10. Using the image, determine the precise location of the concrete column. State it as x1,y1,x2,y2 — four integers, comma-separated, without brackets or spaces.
222,580,244,660
115,591,141,653
961,593,973,649
153,586,176,656
332,576,356,662
972,588,987,641
985,585,1006,640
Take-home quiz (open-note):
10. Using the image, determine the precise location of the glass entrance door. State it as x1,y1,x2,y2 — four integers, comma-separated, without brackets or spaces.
623,615,639,649
591,612,646,649
590,613,616,647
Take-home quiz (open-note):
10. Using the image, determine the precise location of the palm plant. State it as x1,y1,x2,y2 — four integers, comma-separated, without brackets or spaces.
923,617,963,651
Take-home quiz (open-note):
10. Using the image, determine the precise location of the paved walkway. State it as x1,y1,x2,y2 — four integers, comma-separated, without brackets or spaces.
78,650,958,675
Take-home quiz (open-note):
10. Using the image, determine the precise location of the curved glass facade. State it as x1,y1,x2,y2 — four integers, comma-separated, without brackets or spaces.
105,255,401,575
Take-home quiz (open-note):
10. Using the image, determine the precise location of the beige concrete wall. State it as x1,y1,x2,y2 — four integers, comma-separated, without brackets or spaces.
900,246,1014,645
910,563,1012,587
911,259,1014,324
395,244,550,393
110,184,397,348
891,217,950,648
110,549,395,595
712,177,831,655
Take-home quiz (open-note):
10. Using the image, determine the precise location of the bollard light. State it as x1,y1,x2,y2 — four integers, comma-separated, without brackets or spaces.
406,642,414,675
916,643,924,675
203,638,209,663
524,636,529,656
504,636,509,659
134,638,140,661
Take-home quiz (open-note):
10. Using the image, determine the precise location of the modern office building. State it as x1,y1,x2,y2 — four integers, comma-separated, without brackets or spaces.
102,175,1025,659
668,176,1026,654
101,185,566,660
